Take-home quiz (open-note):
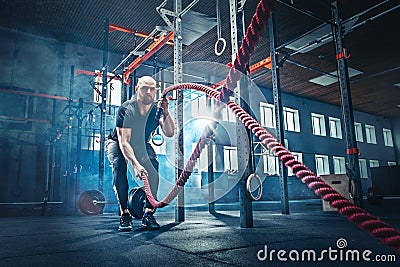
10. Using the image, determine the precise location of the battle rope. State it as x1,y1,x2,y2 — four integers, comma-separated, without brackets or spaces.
138,0,400,253
141,83,400,253
219,0,276,102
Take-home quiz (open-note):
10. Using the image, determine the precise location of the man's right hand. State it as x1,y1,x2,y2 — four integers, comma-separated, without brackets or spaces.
133,163,148,179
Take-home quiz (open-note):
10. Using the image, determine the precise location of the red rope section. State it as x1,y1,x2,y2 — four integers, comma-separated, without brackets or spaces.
139,83,220,208
137,0,400,253
142,83,400,252
225,99,400,253
219,0,277,102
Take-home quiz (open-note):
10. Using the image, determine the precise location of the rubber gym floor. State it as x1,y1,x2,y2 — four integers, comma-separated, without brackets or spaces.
0,199,399,267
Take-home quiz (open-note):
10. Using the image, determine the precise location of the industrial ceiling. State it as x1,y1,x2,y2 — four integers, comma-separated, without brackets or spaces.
0,0,399,117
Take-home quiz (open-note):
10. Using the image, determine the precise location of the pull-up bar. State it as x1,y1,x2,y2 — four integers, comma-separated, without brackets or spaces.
122,31,174,84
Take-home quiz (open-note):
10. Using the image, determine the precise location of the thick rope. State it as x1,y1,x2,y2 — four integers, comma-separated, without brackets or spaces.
138,0,400,253
225,99,400,253
219,0,276,102
140,84,219,208
141,83,400,253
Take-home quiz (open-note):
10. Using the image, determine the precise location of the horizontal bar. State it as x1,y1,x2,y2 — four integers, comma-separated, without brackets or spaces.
123,31,174,83
277,0,331,25
0,88,72,102
109,23,174,46
0,115,51,124
112,28,159,73
287,59,337,78
249,56,272,72
0,202,63,205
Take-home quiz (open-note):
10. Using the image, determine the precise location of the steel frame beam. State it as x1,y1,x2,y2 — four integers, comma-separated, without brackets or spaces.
269,11,289,215
123,31,173,84
98,18,109,193
229,0,253,228
109,23,174,46
173,0,185,223
331,1,363,208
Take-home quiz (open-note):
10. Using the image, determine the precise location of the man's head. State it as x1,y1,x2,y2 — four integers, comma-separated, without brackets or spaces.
135,76,157,105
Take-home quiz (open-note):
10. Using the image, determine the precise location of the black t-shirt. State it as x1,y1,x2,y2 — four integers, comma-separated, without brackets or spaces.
108,98,159,159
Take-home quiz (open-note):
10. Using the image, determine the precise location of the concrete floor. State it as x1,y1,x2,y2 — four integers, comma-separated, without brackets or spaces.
0,200,399,267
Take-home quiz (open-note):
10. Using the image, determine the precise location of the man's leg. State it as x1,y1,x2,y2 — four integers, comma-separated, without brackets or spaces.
106,140,132,231
142,158,160,230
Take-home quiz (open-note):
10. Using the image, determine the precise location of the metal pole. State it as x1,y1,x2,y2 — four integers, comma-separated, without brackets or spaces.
75,98,83,209
99,18,109,192
269,12,289,215
174,0,185,223
229,0,253,228
331,2,363,208
207,95,215,214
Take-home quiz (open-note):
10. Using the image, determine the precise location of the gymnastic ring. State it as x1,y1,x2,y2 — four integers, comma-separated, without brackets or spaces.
214,38,226,56
151,133,164,146
246,173,263,201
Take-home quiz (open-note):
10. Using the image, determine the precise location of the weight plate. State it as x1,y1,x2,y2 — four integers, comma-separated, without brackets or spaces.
78,190,105,215
128,187,146,218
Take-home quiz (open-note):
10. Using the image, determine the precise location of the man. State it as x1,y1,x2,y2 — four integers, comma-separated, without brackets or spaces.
106,76,174,231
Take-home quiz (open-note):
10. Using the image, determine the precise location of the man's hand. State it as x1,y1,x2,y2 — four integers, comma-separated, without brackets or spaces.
158,97,169,116
133,163,148,179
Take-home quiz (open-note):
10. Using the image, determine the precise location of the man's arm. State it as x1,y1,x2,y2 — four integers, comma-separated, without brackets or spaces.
158,98,174,137
116,127,147,177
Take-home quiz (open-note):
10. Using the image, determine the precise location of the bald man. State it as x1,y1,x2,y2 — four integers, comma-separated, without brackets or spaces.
106,76,174,231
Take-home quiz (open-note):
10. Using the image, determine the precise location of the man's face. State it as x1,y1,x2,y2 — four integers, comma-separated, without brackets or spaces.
137,79,157,105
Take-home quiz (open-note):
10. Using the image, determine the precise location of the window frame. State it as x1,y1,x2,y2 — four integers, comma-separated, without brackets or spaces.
315,154,330,176
359,159,368,178
329,117,342,139
260,102,275,128
383,128,394,147
311,113,326,136
333,156,346,174
365,124,377,144
354,122,363,142
283,107,300,132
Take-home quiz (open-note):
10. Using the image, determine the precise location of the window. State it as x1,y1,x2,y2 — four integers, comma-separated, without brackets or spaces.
315,154,329,176
311,113,326,136
365,124,377,144
388,161,397,166
383,128,394,147
263,153,279,175
354,122,363,142
288,152,303,176
329,117,342,139
191,93,207,117
359,159,368,178
369,160,379,168
222,106,236,122
87,133,101,151
260,102,275,128
224,146,238,172
94,71,122,106
333,156,346,174
284,107,300,132
192,143,213,172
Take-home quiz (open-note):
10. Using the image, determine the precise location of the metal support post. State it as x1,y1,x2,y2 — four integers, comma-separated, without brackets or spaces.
75,98,83,208
207,96,215,214
269,12,289,215
174,0,185,222
99,18,109,192
330,2,363,208
208,141,215,214
229,0,253,228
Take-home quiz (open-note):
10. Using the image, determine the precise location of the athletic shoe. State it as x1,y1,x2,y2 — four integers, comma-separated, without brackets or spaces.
118,213,132,232
142,212,160,230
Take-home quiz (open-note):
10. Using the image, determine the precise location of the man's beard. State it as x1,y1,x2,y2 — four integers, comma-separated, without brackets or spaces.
140,95,153,105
